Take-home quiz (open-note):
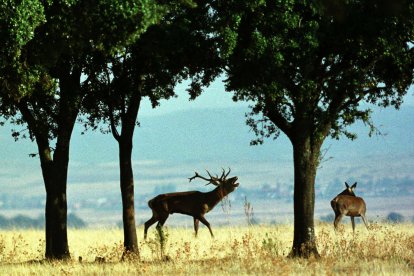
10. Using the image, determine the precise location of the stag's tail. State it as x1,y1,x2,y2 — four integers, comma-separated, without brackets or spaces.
148,198,155,209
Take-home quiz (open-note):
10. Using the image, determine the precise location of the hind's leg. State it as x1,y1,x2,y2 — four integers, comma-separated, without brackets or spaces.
334,213,344,231
361,213,369,230
351,217,355,233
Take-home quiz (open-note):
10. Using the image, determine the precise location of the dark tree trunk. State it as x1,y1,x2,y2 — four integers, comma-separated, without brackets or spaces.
44,176,70,259
35,136,71,260
288,132,321,258
40,124,74,259
110,92,142,258
18,68,80,260
119,137,139,257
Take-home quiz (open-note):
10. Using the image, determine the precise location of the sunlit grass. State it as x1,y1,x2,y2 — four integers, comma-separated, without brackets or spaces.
0,223,413,275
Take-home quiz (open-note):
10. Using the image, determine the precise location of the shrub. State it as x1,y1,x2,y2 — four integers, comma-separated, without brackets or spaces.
386,212,404,223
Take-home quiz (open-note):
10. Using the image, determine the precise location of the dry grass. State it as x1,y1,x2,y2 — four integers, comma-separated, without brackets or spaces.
0,223,413,275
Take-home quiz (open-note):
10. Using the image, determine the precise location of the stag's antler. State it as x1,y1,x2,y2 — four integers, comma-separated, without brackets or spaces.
188,170,221,186
220,168,231,180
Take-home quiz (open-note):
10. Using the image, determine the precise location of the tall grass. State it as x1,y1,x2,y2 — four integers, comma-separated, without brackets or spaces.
0,223,413,275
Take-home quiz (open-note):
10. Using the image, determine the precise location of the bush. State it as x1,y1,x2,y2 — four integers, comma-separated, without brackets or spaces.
320,214,335,222
386,212,405,223
0,213,87,229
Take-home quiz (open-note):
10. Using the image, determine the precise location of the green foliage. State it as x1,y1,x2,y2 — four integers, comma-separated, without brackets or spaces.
28,0,165,70
214,0,414,143
0,0,45,99
145,226,170,261
1,0,172,141
82,1,222,135
261,232,283,256
0,0,45,61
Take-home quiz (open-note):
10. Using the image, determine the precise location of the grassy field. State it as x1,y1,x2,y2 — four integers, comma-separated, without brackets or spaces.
0,223,413,275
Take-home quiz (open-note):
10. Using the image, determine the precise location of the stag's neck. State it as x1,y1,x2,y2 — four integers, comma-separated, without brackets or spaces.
205,186,228,209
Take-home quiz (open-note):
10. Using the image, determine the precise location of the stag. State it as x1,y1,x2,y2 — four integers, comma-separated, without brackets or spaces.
144,168,239,239
331,182,368,232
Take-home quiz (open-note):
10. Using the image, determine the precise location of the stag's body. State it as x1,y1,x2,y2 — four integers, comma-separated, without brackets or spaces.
331,182,368,232
144,169,238,239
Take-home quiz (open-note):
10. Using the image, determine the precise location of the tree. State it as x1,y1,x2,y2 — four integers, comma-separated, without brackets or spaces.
2,0,164,260
387,212,404,223
82,1,221,257
0,0,45,101
214,0,414,257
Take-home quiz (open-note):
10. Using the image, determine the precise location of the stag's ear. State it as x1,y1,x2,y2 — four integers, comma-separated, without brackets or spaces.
345,182,350,188
351,182,357,189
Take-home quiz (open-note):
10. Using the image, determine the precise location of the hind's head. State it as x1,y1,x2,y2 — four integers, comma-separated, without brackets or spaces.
338,182,357,196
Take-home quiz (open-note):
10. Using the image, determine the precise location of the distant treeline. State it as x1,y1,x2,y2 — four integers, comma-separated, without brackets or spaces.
0,213,86,229
0,176,412,212
320,212,413,223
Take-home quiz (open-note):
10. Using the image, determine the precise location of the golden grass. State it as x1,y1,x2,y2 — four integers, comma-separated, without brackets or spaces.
0,223,413,275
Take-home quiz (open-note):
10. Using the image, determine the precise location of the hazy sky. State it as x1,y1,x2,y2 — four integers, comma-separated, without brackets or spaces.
139,78,414,117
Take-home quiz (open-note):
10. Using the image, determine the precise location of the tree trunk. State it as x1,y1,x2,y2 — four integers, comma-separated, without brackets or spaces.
289,134,321,258
37,139,71,260
119,138,139,258
44,176,70,260
18,103,72,260
17,67,80,260
109,90,142,258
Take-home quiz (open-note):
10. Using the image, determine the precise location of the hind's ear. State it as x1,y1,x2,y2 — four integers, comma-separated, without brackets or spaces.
345,182,350,188
351,182,357,189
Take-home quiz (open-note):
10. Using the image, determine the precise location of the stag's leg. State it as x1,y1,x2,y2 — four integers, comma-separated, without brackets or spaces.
144,215,159,239
334,213,344,230
155,214,169,231
361,213,369,230
351,217,355,233
198,215,214,238
153,215,168,247
193,217,199,237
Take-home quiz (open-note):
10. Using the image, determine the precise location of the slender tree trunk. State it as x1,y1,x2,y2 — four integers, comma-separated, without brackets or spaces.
288,133,321,258
119,137,139,257
111,92,141,259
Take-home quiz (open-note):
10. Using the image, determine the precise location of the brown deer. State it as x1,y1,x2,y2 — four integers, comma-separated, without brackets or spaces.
331,182,368,232
144,168,239,239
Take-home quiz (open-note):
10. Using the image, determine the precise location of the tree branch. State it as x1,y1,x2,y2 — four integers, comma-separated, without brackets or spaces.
104,65,120,141
17,100,50,150
264,95,292,138
108,98,120,141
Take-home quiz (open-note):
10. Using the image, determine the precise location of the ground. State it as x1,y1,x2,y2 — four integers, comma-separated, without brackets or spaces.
0,223,413,275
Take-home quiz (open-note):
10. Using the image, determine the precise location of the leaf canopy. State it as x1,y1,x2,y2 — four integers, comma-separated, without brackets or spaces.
214,0,414,143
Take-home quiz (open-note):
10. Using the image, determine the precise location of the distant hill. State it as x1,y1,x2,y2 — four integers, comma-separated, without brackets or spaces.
131,104,414,162
0,103,413,226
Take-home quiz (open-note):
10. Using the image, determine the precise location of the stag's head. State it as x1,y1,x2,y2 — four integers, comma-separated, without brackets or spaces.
338,182,357,196
189,168,239,192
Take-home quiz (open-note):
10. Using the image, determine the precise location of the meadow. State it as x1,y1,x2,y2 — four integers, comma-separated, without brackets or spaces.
0,223,413,275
